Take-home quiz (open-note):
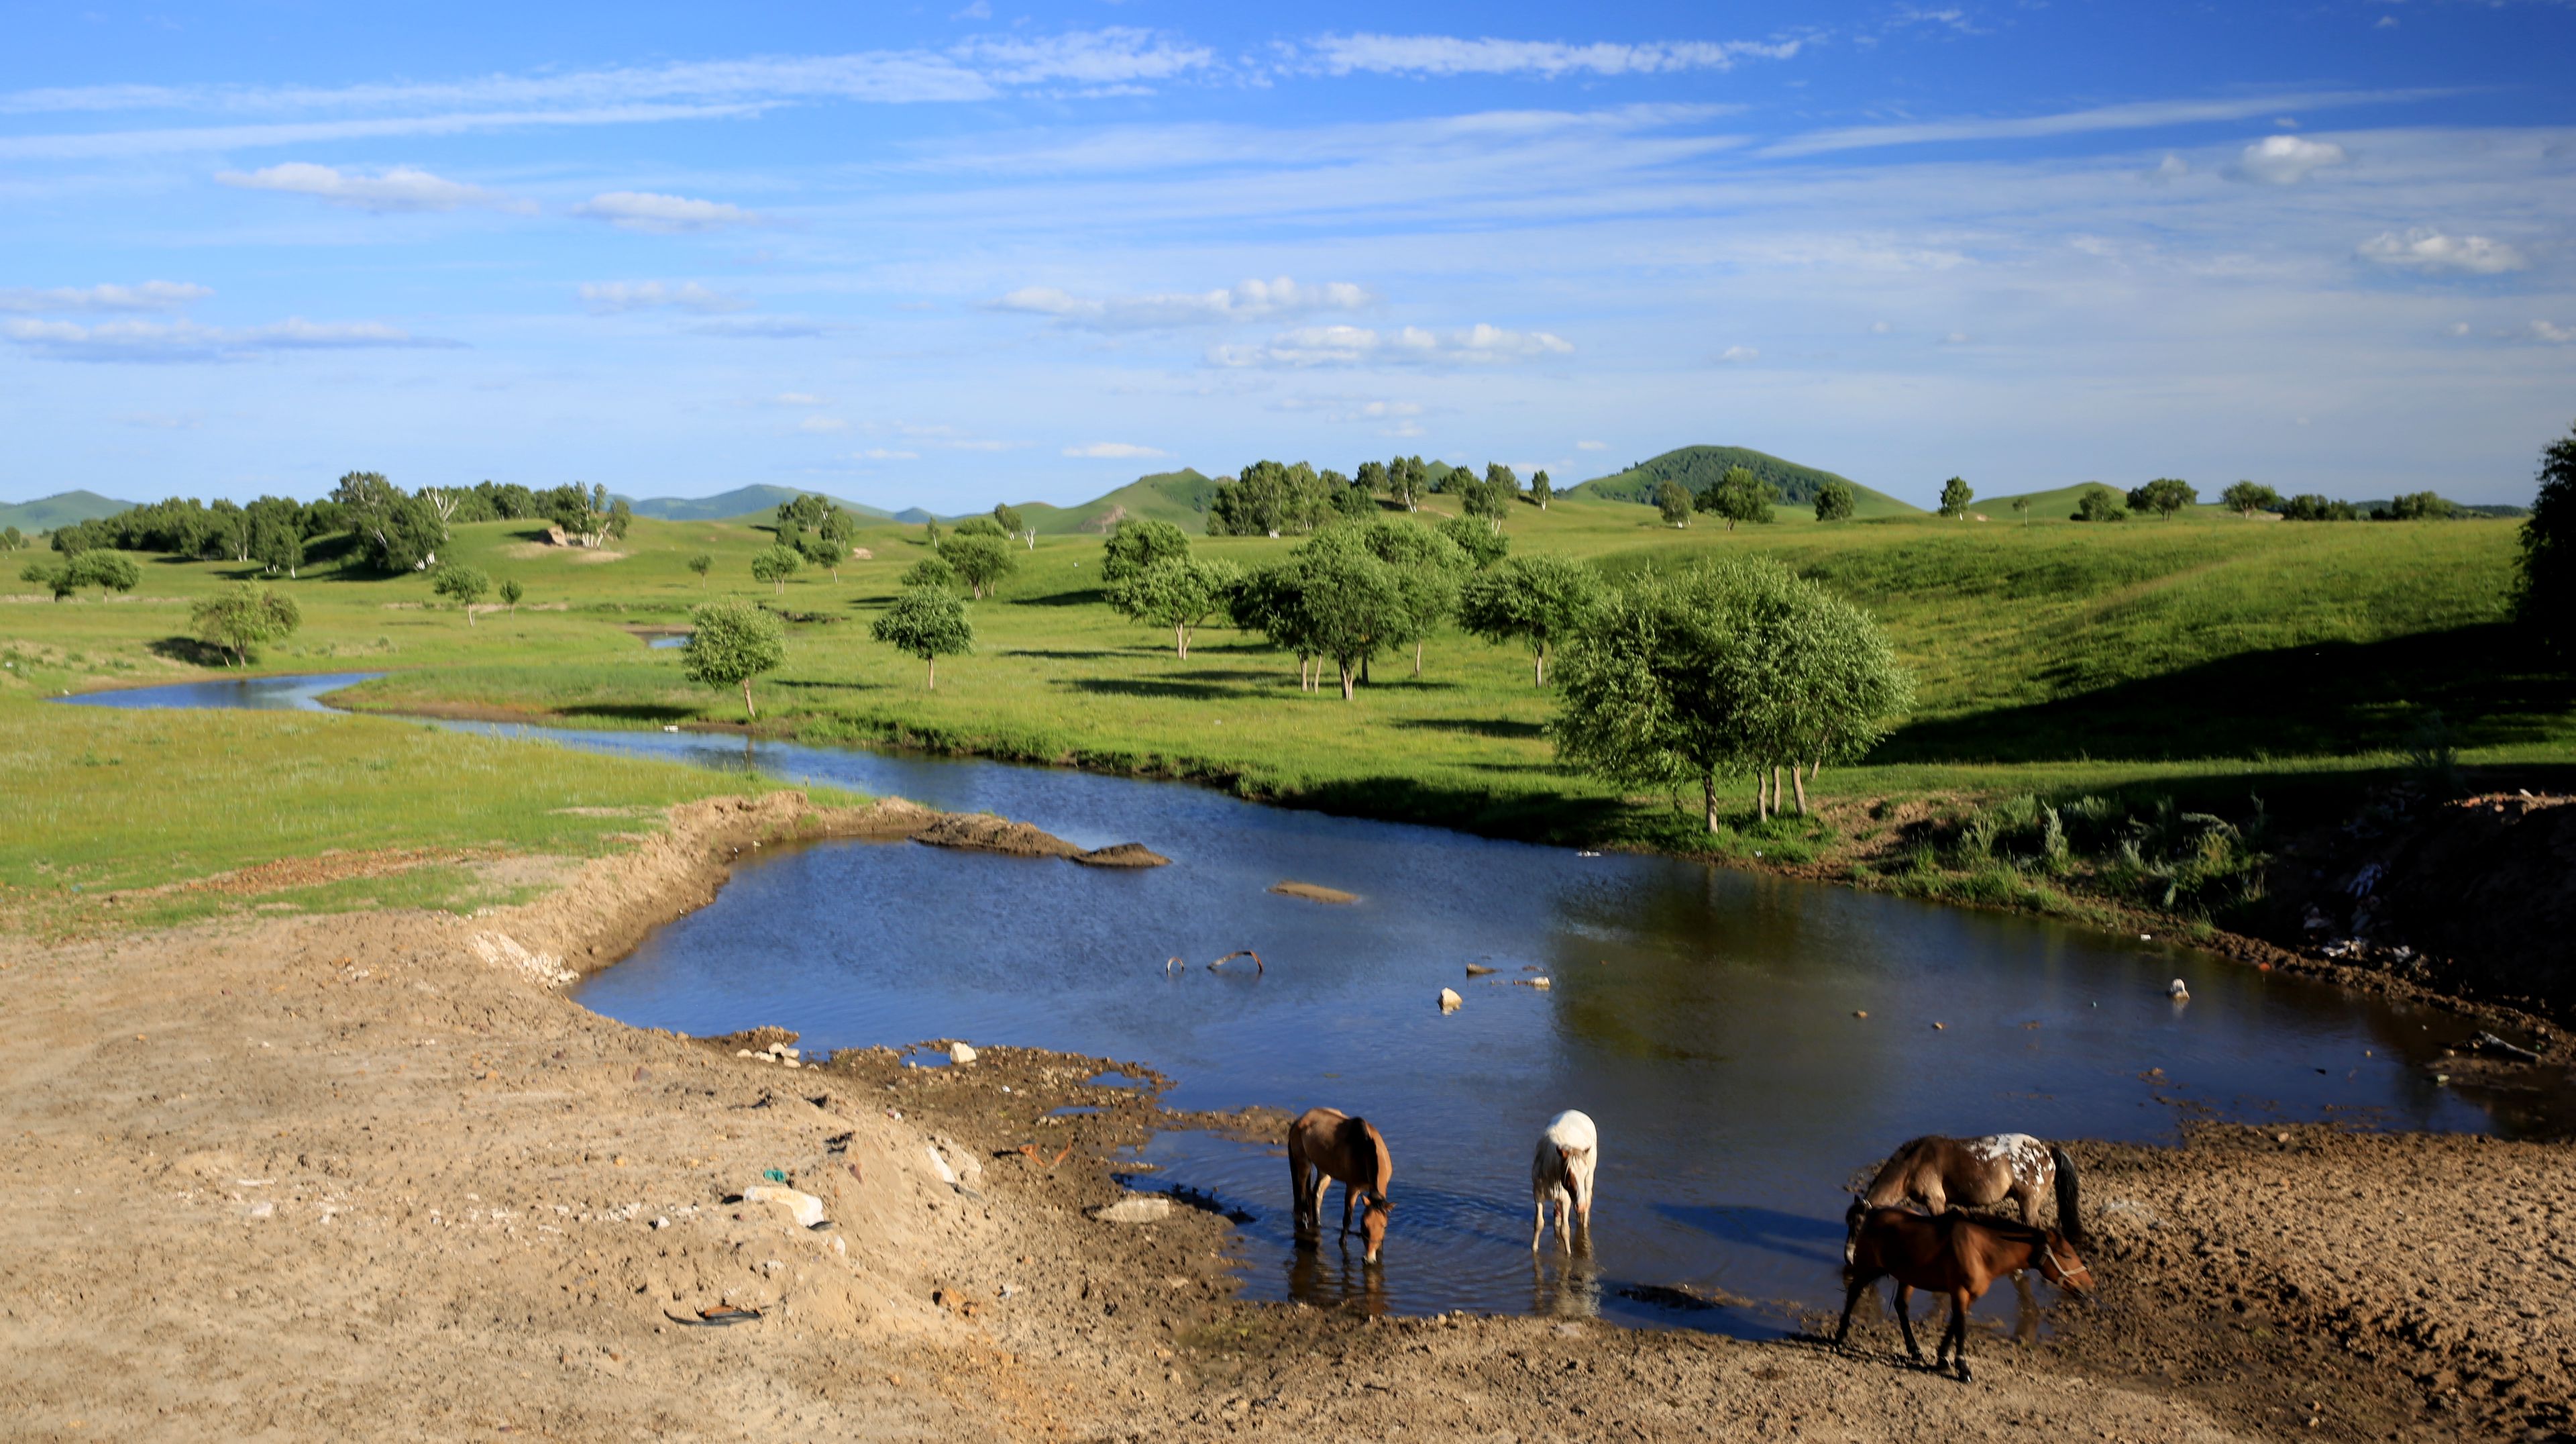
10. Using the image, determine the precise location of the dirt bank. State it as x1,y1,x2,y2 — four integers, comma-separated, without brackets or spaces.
3,792,2572,1441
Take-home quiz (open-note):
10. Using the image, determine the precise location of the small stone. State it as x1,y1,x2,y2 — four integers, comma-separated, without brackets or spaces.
1093,1194,1174,1224
1931,1021,1945,1030
651,1217,671,1230
949,1043,978,1066
1853,1011,1868,1019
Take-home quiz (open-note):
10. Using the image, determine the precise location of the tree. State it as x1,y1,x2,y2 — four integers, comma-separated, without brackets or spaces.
23,557,76,601
246,497,305,576
798,531,848,582
0,525,22,551
1457,556,1601,686
775,493,834,533
1438,513,1509,568
2380,491,2461,521
687,552,714,586
189,582,301,666
1385,456,1428,512
333,471,447,572
1228,562,1318,690
1699,466,1776,529
498,578,524,613
545,482,622,548
2220,480,2281,517
1813,479,1856,523
1656,480,1693,528
1348,519,1465,676
431,562,490,623
949,515,1008,539
1531,469,1553,511
25,549,140,601
2072,485,2127,522
684,599,787,720
751,544,802,595
1356,461,1392,512
2011,497,2031,525
1108,556,1243,658
938,533,1018,599
1550,560,1909,832
993,503,1035,550
1292,539,1407,700
871,585,973,690
1210,459,1339,536
1464,464,1517,532
2516,420,2576,657
2280,494,2359,521
1328,468,1376,522
902,554,963,592
1100,518,1191,586
2126,477,2196,520
1939,476,1974,520
923,517,942,546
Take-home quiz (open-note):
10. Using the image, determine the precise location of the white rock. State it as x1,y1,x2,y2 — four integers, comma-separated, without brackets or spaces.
949,1043,978,1065
741,1186,826,1229
1438,988,1463,1013
1092,1193,1174,1225
2167,978,2190,1000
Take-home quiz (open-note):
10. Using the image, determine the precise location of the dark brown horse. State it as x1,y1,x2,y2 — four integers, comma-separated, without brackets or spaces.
1835,1206,2094,1382
1845,1133,2086,1263
1287,1106,1394,1263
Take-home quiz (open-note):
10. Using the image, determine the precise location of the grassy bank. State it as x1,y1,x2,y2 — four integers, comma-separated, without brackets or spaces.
5,491,2560,935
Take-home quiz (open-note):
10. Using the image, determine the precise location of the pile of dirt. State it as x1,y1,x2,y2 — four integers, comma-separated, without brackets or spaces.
908,812,1167,868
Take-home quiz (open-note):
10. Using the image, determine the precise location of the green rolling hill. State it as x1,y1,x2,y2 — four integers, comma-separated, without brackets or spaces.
619,484,895,523
0,490,138,533
1568,446,1922,519
1010,470,1220,535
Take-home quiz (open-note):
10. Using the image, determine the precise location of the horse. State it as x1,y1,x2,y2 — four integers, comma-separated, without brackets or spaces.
1845,1133,2086,1264
1530,1109,1599,1252
1834,1206,2094,1382
1287,1107,1395,1264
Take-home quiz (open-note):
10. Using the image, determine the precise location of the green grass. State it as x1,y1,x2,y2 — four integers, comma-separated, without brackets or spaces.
5,491,2559,893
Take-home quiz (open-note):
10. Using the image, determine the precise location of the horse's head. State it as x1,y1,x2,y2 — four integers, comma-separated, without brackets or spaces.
2036,1229,2095,1300
1358,1193,1393,1264
1841,1194,1868,1266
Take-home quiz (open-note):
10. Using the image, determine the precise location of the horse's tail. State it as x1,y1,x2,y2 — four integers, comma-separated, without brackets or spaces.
2049,1144,2088,1246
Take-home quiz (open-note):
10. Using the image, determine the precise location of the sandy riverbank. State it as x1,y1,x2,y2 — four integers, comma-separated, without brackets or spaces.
1,792,2569,1441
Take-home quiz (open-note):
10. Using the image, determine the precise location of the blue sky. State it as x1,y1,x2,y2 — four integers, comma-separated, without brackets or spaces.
3,1,2573,511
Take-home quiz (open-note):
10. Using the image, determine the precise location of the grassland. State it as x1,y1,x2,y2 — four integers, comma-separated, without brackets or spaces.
6,488,2556,905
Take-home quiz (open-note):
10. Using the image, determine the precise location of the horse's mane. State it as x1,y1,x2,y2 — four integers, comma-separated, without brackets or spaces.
1948,1212,2051,1246
1342,1115,1391,1196
1860,1135,1935,1203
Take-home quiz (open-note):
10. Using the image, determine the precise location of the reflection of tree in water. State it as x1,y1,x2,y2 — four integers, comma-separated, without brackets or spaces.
1284,1239,1387,1319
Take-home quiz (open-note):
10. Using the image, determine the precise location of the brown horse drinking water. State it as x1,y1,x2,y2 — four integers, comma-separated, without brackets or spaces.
1845,1133,2086,1264
1287,1106,1394,1264
1835,1206,2094,1382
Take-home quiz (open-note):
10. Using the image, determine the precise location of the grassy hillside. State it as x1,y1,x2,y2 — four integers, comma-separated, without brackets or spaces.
620,484,894,523
1569,446,1923,518
0,490,138,533
1014,470,1220,535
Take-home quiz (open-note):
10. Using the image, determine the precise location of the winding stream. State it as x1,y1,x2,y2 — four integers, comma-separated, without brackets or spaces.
72,672,2527,1335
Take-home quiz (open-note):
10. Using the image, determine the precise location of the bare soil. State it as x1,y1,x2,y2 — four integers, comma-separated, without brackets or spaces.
3,792,2572,1442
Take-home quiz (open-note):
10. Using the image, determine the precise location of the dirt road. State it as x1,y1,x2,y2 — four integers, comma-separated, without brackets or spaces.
1,793,2569,1441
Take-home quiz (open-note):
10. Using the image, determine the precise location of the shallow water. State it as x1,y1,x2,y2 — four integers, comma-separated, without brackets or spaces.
74,672,2520,1335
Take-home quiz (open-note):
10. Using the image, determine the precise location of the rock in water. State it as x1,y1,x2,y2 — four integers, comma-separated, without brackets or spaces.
1270,881,1358,904
1091,1193,1173,1225
949,1042,978,1065
1438,988,1463,1013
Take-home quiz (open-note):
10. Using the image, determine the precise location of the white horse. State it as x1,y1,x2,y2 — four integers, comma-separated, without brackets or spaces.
1530,1110,1599,1251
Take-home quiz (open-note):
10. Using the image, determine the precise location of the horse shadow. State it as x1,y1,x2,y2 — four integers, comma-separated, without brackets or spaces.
1652,1202,1847,1269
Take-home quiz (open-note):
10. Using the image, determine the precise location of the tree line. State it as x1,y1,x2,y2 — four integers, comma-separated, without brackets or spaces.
1201,457,1554,537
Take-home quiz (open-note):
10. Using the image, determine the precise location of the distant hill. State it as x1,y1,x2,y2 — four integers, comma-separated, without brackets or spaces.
1014,470,1220,535
1567,447,1923,518
620,484,895,523
0,490,137,532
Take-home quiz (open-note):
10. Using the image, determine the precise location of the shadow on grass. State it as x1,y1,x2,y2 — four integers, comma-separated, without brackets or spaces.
1002,648,1126,660
1880,624,2576,767
774,678,886,694
1390,717,1546,741
1063,676,1265,702
1263,773,1632,846
146,636,235,666
557,701,699,723
1014,587,1108,608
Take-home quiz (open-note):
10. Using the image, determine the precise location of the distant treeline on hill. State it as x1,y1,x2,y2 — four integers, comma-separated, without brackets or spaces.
43,476,632,577
1200,456,1550,536
1572,446,1860,509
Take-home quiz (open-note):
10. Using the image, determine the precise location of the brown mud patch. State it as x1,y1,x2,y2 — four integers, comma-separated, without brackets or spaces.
910,811,1168,868
1268,880,1357,904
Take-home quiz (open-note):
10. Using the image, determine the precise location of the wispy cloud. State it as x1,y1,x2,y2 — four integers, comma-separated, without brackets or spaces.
0,280,209,313
2231,134,2349,183
1303,33,1801,78
1210,323,1572,368
772,391,826,405
799,415,850,433
994,276,1372,330
0,103,768,161
1576,440,1608,450
1762,90,2421,158
2357,228,2528,274
578,280,752,313
215,162,533,213
573,191,761,234
1062,441,1168,458
688,316,828,339
3,316,461,362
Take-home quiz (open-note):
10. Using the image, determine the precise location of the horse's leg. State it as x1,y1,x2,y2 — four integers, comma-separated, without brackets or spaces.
1894,1283,1923,1365
1289,1155,1309,1236
1949,1289,1974,1382
1340,1178,1356,1239
1532,1188,1545,1253
1920,1179,1949,1216
1833,1272,1873,1345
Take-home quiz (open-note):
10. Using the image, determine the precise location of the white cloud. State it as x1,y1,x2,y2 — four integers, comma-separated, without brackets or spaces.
1304,33,1800,78
2233,135,2348,185
2356,228,2528,274
773,391,826,405
1210,322,1573,368
1940,331,1971,345
0,103,773,161
954,29,1215,87
4,316,460,362
855,448,920,460
2451,322,2472,337
994,276,1372,330
1063,442,1169,458
2146,152,2188,183
689,316,827,338
215,161,531,213
799,415,849,433
1764,91,2413,158
2531,320,2576,345
1869,320,1892,335
1717,344,1759,362
952,0,991,17
0,280,209,313
1576,440,1607,451
573,191,760,234
578,280,752,313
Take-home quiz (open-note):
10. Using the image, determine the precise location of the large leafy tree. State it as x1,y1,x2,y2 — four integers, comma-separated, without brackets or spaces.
1457,555,1601,686
1550,560,1909,831
2074,486,2127,522
1107,555,1243,658
1531,469,1553,511
430,562,490,623
1344,519,1464,676
1938,476,1974,519
1293,538,1407,700
1209,459,1340,536
2515,420,2576,657
992,503,1034,550
1813,479,1856,522
751,544,802,594
2126,477,2196,519
1438,513,1509,568
684,599,788,719
1463,464,1517,531
1384,456,1428,512
245,497,305,576
189,582,301,666
25,549,141,601
1099,518,1191,586
545,482,625,548
871,585,974,689
1699,466,1776,529
938,533,1018,599
2220,480,2281,517
1656,480,1692,528
798,531,849,581
1228,562,1318,689
333,471,447,572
